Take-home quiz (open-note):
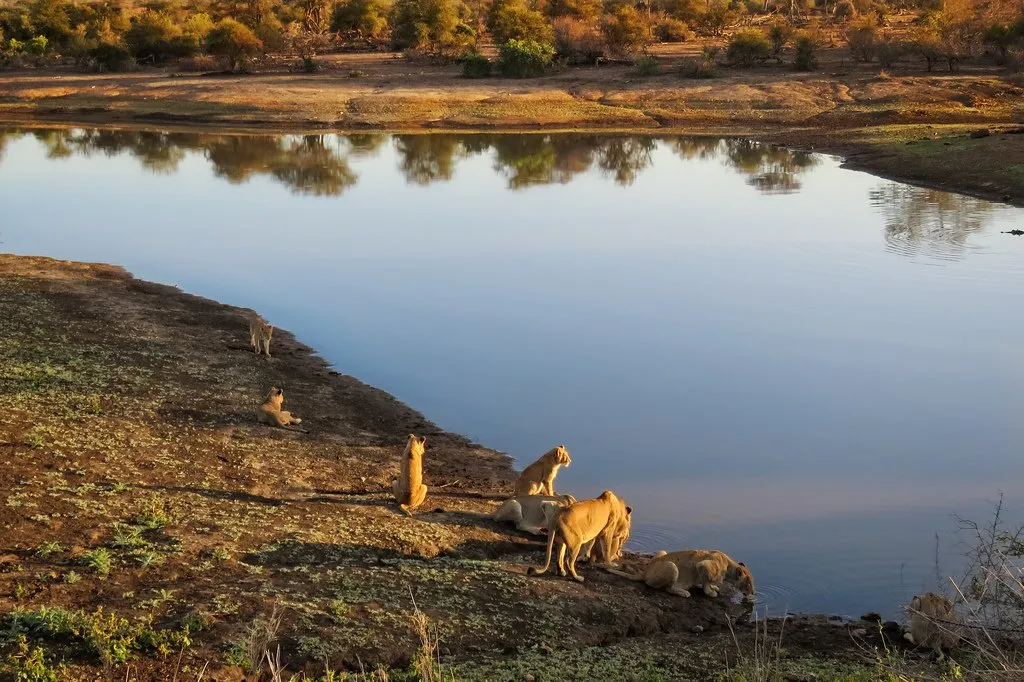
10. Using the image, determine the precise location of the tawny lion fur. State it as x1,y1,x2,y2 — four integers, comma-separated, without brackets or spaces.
904,593,959,659
256,387,305,431
493,494,577,535
527,490,627,582
605,549,754,599
249,315,273,357
392,434,428,516
513,445,571,496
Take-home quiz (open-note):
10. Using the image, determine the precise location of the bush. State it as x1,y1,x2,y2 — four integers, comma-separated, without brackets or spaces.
726,28,770,66
654,17,692,43
683,45,718,77
552,16,604,64
911,24,943,71
601,6,651,58
546,0,603,21
461,51,491,76
391,0,476,56
497,38,554,77
207,19,263,72
123,11,180,62
846,18,876,61
767,19,793,61
634,54,658,75
694,3,731,37
983,22,1019,65
26,34,48,54
834,0,857,20
793,30,818,70
176,54,221,72
875,34,903,68
488,0,553,45
90,42,134,71
332,0,393,42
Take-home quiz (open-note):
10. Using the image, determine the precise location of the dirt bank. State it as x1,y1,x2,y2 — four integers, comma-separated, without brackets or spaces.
1,51,1023,205
0,254,943,680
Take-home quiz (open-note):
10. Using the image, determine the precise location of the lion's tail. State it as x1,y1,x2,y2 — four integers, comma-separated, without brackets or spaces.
604,566,646,582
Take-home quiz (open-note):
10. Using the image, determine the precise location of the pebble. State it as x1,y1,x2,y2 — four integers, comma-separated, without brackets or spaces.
525,675,535,682
691,625,704,634
851,628,868,637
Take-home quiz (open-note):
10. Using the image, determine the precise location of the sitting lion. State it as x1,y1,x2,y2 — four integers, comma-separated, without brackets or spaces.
528,490,628,582
513,445,571,496
493,494,577,535
605,549,754,599
904,592,959,659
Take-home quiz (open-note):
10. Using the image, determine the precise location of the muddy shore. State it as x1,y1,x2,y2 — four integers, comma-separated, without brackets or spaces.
0,254,946,680
1,59,1023,206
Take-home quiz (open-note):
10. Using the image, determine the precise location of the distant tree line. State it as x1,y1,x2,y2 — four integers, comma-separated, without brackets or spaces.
0,0,1021,74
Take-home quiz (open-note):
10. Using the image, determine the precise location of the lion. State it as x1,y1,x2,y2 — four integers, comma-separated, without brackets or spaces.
392,434,428,516
605,549,754,599
256,387,306,432
527,490,627,582
513,445,571,496
583,500,631,565
249,315,273,357
493,494,577,535
904,593,959,659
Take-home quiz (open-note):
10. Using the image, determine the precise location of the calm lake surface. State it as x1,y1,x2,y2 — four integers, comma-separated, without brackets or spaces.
3,127,1023,619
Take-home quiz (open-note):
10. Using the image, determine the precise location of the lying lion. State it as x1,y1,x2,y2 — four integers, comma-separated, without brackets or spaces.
605,549,754,599
493,494,577,535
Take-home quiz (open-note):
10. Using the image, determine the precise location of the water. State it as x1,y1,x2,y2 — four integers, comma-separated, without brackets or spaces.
3,127,1023,619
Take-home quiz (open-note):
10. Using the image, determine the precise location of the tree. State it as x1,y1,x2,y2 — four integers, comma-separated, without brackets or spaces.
601,6,651,57
390,0,475,55
488,0,553,44
332,0,393,42
207,18,263,71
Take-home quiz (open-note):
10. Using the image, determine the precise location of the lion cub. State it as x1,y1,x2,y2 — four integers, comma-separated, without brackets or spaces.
606,549,754,599
392,434,428,516
493,494,577,535
257,387,305,431
513,445,571,496
249,315,273,357
528,490,630,582
904,593,959,659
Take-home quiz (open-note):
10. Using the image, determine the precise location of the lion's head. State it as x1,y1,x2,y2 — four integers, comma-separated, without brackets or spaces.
731,562,755,597
551,445,571,467
264,387,285,408
406,434,427,457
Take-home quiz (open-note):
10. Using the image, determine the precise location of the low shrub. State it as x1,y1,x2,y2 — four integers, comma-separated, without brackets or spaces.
726,28,770,66
497,38,554,77
462,52,491,77
552,17,604,65
694,4,732,37
683,45,718,77
654,17,692,43
26,35,48,55
874,34,903,68
793,30,818,70
90,43,135,72
634,54,659,75
846,18,876,62
488,0,554,45
767,20,794,62
206,19,263,72
176,54,221,72
834,0,857,20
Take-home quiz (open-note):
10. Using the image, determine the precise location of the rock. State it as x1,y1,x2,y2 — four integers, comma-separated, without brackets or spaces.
525,675,536,682
969,128,991,139
538,644,553,655
0,554,19,566
861,612,882,623
691,625,704,634
1003,229,1024,236
882,620,902,635
851,628,868,638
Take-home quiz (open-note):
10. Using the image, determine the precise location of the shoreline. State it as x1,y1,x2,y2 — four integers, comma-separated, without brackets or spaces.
0,253,935,680
1,64,1024,207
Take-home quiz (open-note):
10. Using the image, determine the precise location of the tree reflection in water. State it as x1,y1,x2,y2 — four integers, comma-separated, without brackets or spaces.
870,184,994,260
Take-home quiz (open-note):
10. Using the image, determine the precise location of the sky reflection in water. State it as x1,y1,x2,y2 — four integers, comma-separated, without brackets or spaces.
2,127,1024,618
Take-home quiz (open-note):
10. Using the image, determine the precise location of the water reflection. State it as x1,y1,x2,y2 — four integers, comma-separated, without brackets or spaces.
1,128,814,196
871,184,995,261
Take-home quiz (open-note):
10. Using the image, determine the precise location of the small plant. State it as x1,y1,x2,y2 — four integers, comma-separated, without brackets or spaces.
80,548,113,576
4,636,66,682
793,30,818,71
461,52,491,78
180,611,214,635
634,55,659,76
301,56,319,72
134,550,162,568
34,542,63,559
328,599,349,623
80,395,102,415
727,28,771,67
62,571,81,584
24,432,44,449
225,606,283,675
847,18,877,62
111,523,147,549
497,38,555,78
685,45,719,78
133,495,169,530
25,35,48,55
210,547,231,562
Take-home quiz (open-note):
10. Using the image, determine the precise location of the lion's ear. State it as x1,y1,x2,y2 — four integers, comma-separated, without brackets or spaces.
626,506,633,515
420,437,427,446
738,562,745,567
